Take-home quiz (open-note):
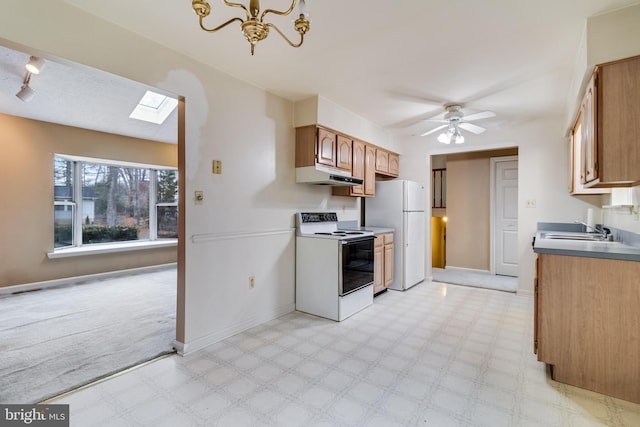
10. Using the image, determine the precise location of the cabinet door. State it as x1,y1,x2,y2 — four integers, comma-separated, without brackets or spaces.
570,115,609,195
582,74,598,184
350,140,365,196
388,153,399,177
373,241,384,294
375,149,389,173
364,145,376,196
384,242,394,288
336,135,353,171
598,56,640,185
317,128,336,167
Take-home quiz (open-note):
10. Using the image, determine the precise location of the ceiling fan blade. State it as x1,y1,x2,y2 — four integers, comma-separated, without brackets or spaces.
419,124,448,137
459,122,486,134
463,111,496,121
423,119,449,123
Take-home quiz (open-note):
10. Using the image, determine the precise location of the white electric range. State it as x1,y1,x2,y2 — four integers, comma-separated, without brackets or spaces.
295,212,375,321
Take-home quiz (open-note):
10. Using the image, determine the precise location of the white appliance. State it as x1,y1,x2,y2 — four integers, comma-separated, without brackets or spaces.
295,212,375,321
366,180,426,291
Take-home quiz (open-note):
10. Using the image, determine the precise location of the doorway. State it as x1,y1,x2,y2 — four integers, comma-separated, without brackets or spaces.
0,42,184,403
429,148,518,291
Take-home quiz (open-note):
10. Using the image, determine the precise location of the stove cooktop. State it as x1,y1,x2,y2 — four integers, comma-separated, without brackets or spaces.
296,212,374,241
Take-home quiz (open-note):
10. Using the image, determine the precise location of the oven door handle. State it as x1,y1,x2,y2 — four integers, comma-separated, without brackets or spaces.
341,236,375,245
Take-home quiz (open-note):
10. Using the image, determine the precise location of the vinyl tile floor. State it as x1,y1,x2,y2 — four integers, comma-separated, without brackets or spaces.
52,280,640,426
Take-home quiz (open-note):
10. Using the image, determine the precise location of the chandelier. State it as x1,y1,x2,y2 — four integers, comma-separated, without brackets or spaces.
191,0,312,55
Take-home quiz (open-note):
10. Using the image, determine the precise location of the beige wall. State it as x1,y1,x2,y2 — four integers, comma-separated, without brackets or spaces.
0,114,178,287
445,149,518,271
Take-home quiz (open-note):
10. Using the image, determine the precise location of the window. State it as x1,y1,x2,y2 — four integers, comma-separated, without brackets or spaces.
432,168,446,208
54,155,178,250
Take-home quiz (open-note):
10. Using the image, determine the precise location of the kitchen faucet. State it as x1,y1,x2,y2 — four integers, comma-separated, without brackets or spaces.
573,220,611,240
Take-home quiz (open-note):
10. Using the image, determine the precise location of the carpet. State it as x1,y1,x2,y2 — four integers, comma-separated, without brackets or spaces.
432,267,517,293
0,268,176,404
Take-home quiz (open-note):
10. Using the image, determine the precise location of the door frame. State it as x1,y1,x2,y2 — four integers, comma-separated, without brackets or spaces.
489,155,518,275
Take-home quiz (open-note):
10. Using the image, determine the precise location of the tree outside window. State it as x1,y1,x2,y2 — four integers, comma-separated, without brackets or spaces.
54,156,178,248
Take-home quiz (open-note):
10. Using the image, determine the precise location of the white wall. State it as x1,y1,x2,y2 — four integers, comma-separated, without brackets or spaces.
0,0,360,354
399,116,603,294
295,95,400,154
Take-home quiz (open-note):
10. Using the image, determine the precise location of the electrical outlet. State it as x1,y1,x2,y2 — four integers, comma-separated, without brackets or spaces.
194,191,204,205
526,199,536,208
249,276,255,289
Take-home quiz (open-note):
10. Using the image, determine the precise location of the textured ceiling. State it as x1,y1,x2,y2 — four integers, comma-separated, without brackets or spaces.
0,44,178,143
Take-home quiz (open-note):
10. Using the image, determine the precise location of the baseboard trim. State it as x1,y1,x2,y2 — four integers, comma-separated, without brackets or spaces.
444,266,491,275
0,263,177,295
174,302,295,356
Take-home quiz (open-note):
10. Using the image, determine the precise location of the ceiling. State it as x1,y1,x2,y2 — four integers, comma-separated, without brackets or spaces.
1,0,639,145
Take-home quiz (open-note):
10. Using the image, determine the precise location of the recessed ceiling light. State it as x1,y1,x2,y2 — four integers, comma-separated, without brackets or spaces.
129,90,178,125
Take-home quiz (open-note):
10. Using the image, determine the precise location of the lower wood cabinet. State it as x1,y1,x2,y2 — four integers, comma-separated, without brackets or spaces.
535,253,640,403
374,232,394,294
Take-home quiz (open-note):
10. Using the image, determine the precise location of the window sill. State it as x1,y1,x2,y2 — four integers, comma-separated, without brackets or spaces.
48,239,177,259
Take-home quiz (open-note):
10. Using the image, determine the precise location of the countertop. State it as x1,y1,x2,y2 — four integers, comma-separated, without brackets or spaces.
533,224,640,262
343,226,395,234
337,221,394,234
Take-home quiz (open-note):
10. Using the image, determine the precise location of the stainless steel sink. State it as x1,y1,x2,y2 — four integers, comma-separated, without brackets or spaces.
539,232,605,241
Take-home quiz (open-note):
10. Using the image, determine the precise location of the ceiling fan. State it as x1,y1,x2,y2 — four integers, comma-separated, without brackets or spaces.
419,104,496,144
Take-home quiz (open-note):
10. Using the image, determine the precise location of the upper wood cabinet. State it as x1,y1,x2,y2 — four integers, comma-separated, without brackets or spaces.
582,55,640,188
333,140,377,198
335,139,364,197
364,145,376,196
297,124,399,196
375,149,389,174
375,148,399,178
317,127,337,167
336,135,353,171
388,153,399,176
569,107,610,195
296,125,351,172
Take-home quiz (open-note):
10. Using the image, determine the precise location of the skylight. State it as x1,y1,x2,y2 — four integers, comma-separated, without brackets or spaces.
129,90,178,125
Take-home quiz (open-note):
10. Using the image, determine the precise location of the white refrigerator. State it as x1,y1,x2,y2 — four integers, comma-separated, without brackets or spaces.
366,180,426,291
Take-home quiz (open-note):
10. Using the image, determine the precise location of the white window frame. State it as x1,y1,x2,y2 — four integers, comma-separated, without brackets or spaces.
51,154,178,258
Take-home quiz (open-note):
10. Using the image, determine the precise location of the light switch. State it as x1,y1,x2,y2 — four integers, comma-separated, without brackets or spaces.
525,199,536,208
212,160,222,174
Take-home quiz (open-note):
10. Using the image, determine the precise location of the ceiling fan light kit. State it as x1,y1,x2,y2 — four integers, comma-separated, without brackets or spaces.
192,0,312,55
420,104,495,144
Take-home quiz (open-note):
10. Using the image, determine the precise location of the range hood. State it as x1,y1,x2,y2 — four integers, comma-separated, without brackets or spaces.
296,164,363,186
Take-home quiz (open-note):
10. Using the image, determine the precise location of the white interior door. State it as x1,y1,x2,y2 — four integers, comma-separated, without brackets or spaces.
494,158,518,276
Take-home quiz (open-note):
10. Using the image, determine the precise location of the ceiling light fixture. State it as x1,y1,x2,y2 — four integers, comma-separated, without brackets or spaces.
25,56,45,74
191,0,312,55
16,72,35,102
437,124,465,144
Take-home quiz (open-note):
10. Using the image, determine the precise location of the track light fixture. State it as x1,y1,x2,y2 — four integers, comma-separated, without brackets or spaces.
191,0,312,55
25,56,45,74
16,72,35,102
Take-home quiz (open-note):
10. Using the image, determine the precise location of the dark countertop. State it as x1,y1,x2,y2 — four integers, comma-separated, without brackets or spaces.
533,223,640,262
